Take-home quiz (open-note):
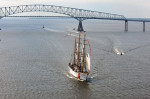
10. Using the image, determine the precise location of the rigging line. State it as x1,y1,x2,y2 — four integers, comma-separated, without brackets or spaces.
69,53,74,62
69,39,76,62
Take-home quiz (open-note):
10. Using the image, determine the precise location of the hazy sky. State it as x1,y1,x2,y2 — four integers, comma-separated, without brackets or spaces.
0,0,150,18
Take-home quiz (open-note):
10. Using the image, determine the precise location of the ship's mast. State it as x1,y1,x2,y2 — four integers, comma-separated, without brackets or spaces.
76,20,86,72
82,33,86,72
77,20,87,72
74,37,76,65
77,33,81,70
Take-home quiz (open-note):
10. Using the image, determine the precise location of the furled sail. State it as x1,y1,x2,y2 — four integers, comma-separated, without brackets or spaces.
86,53,91,72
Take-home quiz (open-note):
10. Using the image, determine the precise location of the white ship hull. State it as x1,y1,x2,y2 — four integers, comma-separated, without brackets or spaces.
68,66,88,81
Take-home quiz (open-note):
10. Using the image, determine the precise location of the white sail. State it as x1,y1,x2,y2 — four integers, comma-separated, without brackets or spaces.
86,53,91,72
80,44,84,63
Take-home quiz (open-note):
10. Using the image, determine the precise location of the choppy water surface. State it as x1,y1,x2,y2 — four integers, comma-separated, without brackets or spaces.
0,18,150,99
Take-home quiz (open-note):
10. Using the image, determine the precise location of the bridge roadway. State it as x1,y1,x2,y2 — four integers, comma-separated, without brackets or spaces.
0,4,150,32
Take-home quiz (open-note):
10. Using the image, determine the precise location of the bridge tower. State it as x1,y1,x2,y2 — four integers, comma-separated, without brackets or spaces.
77,20,84,32
143,22,145,32
125,20,128,32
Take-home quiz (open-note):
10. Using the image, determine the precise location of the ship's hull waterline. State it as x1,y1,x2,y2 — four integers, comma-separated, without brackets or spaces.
68,66,89,81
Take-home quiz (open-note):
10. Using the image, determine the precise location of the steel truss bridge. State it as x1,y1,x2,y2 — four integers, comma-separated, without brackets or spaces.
0,4,150,32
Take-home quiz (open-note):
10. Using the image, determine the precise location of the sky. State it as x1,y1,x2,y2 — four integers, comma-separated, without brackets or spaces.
0,0,150,18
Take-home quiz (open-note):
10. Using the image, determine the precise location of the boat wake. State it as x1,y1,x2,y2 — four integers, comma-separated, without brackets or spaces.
113,47,124,55
90,73,98,79
65,33,76,37
43,27,62,32
125,44,150,53
113,44,150,55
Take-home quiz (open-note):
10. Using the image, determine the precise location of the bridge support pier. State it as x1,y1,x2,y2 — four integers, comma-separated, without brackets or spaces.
125,20,128,32
77,20,84,32
143,22,145,32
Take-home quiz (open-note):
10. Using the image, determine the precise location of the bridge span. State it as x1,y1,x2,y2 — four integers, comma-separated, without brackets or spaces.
0,4,150,32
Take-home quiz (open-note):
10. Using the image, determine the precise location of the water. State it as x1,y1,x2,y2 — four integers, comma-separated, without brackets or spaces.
0,17,150,99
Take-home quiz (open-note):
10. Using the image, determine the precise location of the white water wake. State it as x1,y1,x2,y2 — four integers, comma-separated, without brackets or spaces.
113,47,124,55
43,27,62,32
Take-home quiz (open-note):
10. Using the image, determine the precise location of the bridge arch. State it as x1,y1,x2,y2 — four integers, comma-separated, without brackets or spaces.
0,4,125,21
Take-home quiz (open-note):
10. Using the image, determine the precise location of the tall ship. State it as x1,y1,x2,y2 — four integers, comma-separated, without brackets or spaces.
68,21,91,81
